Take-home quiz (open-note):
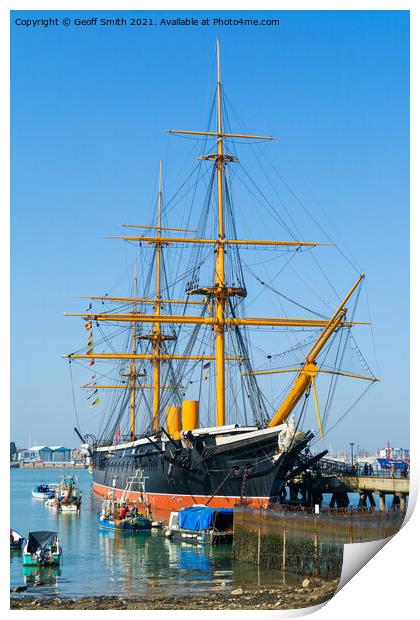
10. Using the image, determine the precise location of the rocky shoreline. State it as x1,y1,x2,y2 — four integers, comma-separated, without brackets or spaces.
11,578,339,610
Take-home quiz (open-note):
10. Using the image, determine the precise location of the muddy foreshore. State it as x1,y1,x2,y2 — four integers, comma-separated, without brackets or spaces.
11,578,339,610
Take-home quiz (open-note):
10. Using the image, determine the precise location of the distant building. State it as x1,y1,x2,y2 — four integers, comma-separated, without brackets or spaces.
49,446,71,462
71,448,82,462
17,446,71,462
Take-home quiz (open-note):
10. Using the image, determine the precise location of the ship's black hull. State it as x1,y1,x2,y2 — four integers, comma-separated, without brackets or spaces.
92,427,317,513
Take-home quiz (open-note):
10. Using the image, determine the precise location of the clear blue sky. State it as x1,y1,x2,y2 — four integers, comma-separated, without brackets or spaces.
11,10,409,453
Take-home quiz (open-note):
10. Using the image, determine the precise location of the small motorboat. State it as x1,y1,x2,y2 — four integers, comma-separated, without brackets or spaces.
98,493,152,532
165,505,234,545
32,483,57,499
45,474,82,512
22,531,62,566
10,529,25,550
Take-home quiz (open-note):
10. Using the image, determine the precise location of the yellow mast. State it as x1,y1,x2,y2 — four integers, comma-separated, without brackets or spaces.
152,161,163,431
214,39,226,427
129,267,137,440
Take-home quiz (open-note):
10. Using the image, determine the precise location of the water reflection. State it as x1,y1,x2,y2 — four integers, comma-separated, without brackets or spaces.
23,565,61,587
178,547,211,578
98,529,151,596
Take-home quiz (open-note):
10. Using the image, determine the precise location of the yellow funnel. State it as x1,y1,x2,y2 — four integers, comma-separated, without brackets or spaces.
166,406,182,440
182,400,199,432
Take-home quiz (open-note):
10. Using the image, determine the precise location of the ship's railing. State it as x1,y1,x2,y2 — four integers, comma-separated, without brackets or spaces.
95,434,148,448
314,458,353,476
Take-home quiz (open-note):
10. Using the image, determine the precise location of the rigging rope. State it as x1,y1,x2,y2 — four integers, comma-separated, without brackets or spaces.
68,360,82,434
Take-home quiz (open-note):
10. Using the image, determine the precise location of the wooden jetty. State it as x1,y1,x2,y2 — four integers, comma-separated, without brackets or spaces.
312,474,410,511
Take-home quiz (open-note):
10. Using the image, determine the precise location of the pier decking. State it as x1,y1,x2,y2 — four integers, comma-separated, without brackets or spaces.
311,473,409,510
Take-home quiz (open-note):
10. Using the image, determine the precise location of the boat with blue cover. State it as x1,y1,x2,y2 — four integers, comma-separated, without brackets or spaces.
165,505,233,545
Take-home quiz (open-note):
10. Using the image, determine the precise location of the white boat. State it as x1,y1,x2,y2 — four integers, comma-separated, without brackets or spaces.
10,529,25,550
31,483,57,500
45,474,82,512
164,505,233,545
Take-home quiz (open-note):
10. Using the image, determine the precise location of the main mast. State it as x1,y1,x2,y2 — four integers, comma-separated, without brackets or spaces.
153,161,163,431
214,39,226,426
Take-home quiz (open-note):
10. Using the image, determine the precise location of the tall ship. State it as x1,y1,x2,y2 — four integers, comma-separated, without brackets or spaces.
66,42,378,513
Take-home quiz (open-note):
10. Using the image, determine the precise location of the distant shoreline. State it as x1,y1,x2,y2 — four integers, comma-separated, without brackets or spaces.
10,463,87,470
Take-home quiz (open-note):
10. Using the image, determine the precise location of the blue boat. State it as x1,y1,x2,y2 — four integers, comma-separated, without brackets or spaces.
98,515,152,532
98,496,152,532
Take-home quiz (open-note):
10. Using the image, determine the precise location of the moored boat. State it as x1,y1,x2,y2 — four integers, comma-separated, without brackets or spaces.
10,529,25,550
98,492,152,532
31,483,57,499
165,505,233,545
22,531,61,566
45,474,82,512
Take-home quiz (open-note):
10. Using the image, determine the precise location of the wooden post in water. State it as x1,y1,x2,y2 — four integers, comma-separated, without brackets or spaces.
257,522,261,565
282,529,287,571
314,534,319,576
314,512,319,576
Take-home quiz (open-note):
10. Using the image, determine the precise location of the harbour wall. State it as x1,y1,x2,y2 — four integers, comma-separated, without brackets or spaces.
15,462,86,469
232,506,405,578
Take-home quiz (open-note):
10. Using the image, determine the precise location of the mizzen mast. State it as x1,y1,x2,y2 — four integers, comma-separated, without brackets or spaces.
136,160,175,432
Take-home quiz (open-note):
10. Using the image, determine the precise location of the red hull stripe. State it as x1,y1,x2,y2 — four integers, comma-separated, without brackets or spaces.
93,482,270,513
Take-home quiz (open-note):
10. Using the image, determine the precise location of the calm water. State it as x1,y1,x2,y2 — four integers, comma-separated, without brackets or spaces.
10,469,300,599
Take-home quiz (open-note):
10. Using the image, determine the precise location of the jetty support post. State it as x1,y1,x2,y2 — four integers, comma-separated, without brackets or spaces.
379,492,386,511
399,494,407,512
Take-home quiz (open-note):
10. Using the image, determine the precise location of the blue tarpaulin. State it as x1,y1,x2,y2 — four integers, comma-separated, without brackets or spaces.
178,506,233,531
